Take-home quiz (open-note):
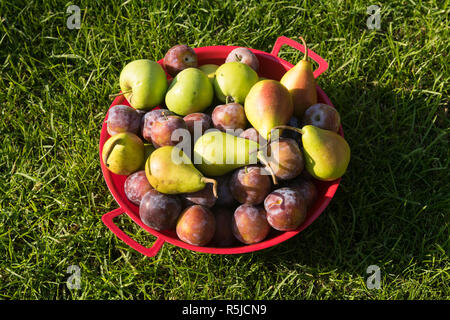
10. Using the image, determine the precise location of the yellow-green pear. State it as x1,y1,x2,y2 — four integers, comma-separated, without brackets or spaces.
280,37,317,118
270,125,350,181
193,130,278,184
145,146,217,196
244,79,293,140
194,131,259,176
302,126,350,180
102,132,145,175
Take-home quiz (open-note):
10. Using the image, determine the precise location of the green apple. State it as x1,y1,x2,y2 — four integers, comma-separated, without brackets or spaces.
213,61,259,104
199,64,219,85
102,132,145,175
119,59,168,111
165,67,213,116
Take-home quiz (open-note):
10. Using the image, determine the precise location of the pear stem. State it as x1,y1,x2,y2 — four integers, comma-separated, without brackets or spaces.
201,177,218,198
299,36,308,61
225,96,234,104
109,89,132,100
257,152,278,185
268,125,304,144
246,139,278,185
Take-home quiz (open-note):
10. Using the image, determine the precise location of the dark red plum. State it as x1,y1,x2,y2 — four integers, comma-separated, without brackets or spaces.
232,204,270,244
215,174,237,207
150,115,188,148
264,187,307,231
183,183,217,208
267,137,304,181
225,47,259,72
211,207,236,247
176,205,216,246
212,103,247,133
107,104,141,136
230,165,272,205
282,116,302,143
141,109,174,143
183,113,212,138
288,178,318,209
124,170,153,206
239,128,265,144
163,44,198,77
302,103,341,132
139,189,182,231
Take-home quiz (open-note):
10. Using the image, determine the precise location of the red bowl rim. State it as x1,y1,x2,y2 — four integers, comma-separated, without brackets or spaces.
99,45,341,255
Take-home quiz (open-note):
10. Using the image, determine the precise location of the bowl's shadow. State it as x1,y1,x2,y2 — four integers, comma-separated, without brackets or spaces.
244,80,447,280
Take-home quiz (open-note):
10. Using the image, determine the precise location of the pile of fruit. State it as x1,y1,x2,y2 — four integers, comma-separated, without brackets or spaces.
101,38,350,248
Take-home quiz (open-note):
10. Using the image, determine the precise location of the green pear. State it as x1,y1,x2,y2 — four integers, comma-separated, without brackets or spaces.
193,131,277,184
165,67,213,116
145,145,217,196
270,125,350,181
119,59,168,111
302,126,350,180
194,130,258,176
198,64,219,85
102,132,145,175
244,79,293,140
213,62,259,104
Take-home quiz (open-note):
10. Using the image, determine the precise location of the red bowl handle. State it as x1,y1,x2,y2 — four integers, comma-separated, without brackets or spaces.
102,208,165,257
271,36,328,79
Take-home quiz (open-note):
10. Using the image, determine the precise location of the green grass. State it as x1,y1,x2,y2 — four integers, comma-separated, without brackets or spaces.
0,0,448,300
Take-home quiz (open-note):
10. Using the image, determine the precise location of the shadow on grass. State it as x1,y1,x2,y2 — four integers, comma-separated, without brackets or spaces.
95,79,447,300
245,80,448,278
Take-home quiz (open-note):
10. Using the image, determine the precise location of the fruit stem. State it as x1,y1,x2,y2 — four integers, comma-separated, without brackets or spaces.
257,152,278,185
109,89,132,99
225,96,234,104
201,177,218,198
268,125,304,144
299,36,308,61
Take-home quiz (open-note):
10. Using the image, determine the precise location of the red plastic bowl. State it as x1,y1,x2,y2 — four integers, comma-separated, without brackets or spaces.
100,36,341,257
